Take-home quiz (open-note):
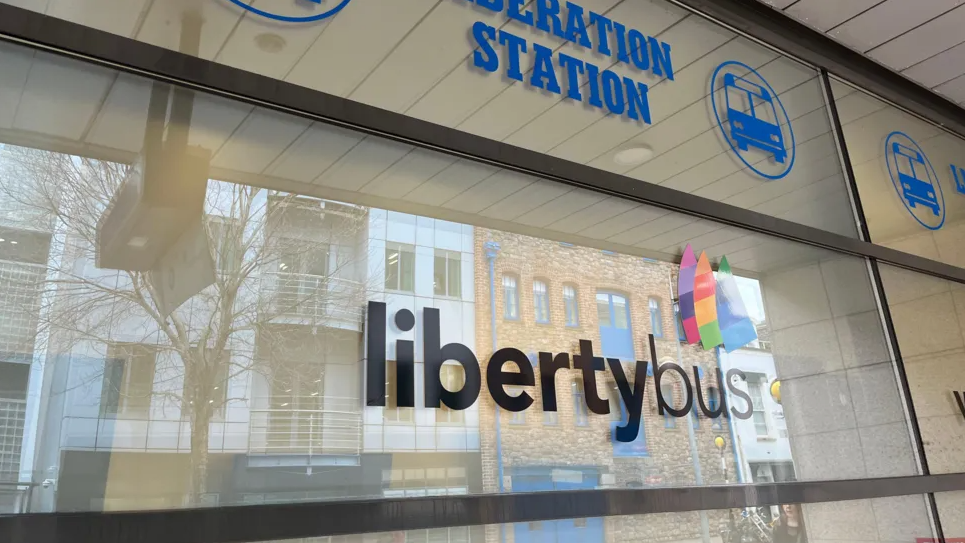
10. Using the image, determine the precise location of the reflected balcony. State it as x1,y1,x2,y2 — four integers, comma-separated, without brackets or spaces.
260,272,365,330
247,396,362,467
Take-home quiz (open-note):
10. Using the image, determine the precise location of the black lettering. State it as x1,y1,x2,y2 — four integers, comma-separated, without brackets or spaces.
655,361,692,418
366,301,387,406
539,352,570,411
607,336,653,442
726,368,753,420
955,391,965,420
424,308,482,410
396,339,415,408
573,339,609,415
487,348,536,412
694,367,725,419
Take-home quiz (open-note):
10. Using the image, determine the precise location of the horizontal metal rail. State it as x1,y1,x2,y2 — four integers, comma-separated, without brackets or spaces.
2,473,964,543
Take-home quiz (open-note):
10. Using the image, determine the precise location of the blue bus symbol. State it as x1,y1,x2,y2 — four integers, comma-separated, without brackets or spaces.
892,143,939,216
885,132,944,230
711,61,795,181
723,73,786,164
227,0,353,23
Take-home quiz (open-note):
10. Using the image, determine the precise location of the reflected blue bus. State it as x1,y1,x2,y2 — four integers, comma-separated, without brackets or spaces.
724,73,786,164
892,142,940,216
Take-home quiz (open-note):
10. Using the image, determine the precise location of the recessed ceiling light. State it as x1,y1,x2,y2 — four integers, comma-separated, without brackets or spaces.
254,32,286,54
614,145,654,166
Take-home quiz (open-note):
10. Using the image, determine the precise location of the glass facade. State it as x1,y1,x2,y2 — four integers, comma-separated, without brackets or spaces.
0,1,962,543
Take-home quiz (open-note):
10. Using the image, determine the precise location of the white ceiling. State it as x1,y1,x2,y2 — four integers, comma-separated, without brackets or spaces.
0,0,899,276
760,0,965,105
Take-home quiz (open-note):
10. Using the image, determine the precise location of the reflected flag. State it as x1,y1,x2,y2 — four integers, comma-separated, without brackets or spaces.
678,245,758,352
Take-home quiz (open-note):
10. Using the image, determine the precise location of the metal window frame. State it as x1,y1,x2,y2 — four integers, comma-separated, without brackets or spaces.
0,2,964,543
4,474,965,543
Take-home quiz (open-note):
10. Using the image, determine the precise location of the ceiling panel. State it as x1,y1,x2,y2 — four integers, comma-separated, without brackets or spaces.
211,109,311,173
935,73,965,104
0,43,33,130
760,0,965,109
284,0,439,97
45,0,148,37
784,0,883,33
902,41,965,89
266,123,366,183
358,149,458,200
401,160,501,208
214,5,335,80
828,0,964,53
13,54,114,140
867,4,965,71
86,74,153,152
136,1,244,59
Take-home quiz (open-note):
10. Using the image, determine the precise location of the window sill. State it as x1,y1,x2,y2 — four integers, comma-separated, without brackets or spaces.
435,420,467,427
383,419,416,426
384,288,417,296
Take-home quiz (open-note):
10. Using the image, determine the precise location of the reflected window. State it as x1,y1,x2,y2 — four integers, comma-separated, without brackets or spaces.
181,348,230,420
612,379,649,456
384,361,413,423
747,374,770,437
207,215,242,272
673,301,686,342
708,387,723,430
563,284,579,327
661,385,676,429
437,365,465,424
506,386,526,425
573,380,588,427
533,280,549,323
434,250,462,298
597,292,633,360
101,343,158,418
649,298,663,338
385,243,415,292
503,275,519,320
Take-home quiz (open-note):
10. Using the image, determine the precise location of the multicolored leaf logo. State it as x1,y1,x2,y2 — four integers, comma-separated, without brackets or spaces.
677,244,758,352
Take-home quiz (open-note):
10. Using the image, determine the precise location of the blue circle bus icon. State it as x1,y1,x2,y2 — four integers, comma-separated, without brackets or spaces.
885,131,944,231
226,0,353,23
711,61,795,180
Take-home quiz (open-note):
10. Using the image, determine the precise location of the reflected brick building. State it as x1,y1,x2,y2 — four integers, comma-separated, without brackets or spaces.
474,229,738,543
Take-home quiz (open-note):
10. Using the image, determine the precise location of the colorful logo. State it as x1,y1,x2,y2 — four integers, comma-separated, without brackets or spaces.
226,0,353,23
677,245,758,352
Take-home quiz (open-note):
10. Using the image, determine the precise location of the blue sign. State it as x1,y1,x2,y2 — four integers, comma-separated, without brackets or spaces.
885,132,944,231
710,61,795,180
227,0,353,23
952,164,965,195
467,0,675,125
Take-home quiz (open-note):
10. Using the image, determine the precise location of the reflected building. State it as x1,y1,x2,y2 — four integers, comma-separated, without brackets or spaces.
474,229,740,543
22,177,484,513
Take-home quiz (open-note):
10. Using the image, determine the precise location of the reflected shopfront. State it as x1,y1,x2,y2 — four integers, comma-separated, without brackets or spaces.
0,1,962,543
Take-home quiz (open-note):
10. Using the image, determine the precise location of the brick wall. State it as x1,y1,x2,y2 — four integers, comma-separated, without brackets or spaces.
473,229,738,543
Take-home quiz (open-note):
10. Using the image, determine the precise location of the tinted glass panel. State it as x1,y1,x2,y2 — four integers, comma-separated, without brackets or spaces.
0,0,857,238
0,40,920,516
